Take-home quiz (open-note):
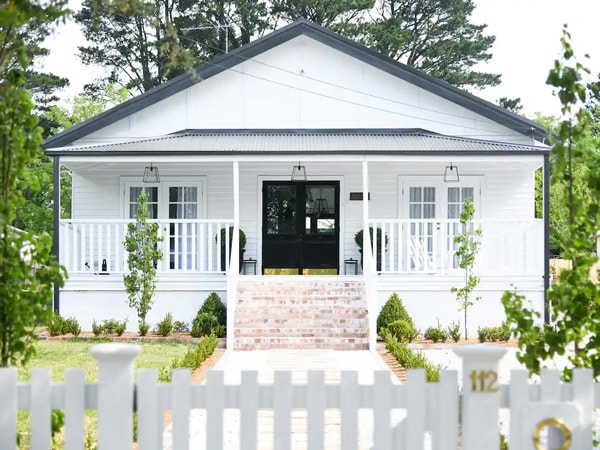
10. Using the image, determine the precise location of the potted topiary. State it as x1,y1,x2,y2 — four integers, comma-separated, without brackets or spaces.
355,227,388,271
218,226,246,272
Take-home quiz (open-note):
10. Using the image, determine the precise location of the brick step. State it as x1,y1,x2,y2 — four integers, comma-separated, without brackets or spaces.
234,279,368,350
234,310,368,317
236,320,368,330
235,338,369,351
235,327,368,335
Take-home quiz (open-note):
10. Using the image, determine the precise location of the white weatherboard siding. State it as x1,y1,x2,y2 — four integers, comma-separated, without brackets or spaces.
376,279,544,332
60,286,227,332
72,36,533,146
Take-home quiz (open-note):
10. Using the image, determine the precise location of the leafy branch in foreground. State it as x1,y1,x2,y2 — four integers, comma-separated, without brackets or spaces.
502,26,600,380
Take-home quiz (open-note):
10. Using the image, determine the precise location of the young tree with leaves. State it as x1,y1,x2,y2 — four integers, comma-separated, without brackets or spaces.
502,26,600,379
124,191,163,335
450,198,481,339
0,0,67,367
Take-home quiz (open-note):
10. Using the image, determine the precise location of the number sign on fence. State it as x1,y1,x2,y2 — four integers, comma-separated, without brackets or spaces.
0,344,595,449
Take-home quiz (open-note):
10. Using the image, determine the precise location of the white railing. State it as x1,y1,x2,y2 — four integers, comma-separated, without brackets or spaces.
367,219,543,275
59,219,234,275
0,344,596,449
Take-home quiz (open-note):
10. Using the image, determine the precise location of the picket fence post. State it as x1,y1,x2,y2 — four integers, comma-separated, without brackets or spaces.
453,345,506,450
90,343,140,450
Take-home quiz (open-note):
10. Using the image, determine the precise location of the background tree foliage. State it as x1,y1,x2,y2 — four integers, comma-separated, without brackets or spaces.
14,85,128,236
350,0,499,89
76,0,501,92
270,0,373,28
503,27,600,379
0,0,67,367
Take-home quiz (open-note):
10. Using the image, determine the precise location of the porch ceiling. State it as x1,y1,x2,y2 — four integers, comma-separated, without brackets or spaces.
46,129,549,156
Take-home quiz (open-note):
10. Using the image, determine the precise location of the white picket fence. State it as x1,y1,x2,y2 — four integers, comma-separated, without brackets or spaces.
0,344,596,449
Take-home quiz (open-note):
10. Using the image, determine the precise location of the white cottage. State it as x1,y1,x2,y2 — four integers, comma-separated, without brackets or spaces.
45,20,550,350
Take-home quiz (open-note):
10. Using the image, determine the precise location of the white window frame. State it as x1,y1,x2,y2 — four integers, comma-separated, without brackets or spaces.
120,176,207,220
399,176,482,220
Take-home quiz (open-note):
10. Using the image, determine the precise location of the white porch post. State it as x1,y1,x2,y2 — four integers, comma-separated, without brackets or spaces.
227,161,240,349
362,161,377,351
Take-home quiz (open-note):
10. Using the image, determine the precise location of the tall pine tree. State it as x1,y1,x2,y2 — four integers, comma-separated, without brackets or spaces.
352,0,499,89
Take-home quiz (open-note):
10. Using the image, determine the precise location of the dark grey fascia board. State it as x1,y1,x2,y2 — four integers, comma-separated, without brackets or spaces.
173,128,438,135
44,19,547,149
45,148,550,157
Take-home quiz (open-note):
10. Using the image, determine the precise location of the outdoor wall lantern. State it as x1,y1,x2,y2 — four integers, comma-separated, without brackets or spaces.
291,162,307,182
443,163,460,183
143,163,160,183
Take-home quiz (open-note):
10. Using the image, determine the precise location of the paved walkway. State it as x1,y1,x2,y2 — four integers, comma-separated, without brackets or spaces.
163,350,396,449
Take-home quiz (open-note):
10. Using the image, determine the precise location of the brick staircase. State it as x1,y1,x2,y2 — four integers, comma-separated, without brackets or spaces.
234,278,369,350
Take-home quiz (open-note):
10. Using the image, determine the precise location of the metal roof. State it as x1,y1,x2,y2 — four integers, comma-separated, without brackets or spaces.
45,129,549,156
44,20,547,149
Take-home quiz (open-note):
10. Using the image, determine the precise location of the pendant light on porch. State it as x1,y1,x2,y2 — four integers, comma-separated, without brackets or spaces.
143,163,160,183
291,162,307,182
443,163,459,183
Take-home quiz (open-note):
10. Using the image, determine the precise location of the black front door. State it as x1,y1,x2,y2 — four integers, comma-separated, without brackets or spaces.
262,181,339,275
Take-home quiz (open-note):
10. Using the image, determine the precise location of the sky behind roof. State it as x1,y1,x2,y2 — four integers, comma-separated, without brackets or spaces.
42,0,600,119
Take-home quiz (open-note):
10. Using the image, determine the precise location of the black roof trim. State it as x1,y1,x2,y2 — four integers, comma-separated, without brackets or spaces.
45,19,547,148
171,128,439,136
48,149,550,157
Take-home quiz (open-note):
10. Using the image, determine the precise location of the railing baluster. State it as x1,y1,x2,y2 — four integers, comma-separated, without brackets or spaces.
98,223,104,273
203,223,209,273
206,223,214,273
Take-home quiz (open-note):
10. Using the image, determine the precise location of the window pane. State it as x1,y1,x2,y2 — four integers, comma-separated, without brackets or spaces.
307,186,334,214
409,204,422,219
423,187,436,203
184,204,197,218
169,187,180,202
448,187,459,203
266,185,296,234
146,187,158,202
448,204,460,219
184,187,197,202
462,187,474,202
409,187,421,202
130,187,142,199
423,204,435,219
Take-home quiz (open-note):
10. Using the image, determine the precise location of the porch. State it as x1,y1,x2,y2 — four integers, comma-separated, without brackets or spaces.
58,218,543,277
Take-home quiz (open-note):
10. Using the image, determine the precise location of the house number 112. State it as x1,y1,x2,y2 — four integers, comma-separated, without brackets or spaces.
469,370,499,393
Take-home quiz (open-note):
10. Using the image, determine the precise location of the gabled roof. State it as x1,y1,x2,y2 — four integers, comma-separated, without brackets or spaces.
45,129,549,156
44,19,547,149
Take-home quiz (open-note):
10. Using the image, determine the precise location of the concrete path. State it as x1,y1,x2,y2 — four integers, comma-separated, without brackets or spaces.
163,350,397,449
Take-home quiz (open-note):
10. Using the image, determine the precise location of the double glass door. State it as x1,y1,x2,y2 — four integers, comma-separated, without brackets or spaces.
262,181,339,275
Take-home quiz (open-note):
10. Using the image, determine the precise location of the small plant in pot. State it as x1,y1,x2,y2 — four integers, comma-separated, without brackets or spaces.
218,226,246,272
355,227,388,271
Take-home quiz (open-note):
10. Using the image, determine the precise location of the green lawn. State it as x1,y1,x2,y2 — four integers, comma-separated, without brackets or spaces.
18,338,193,382
17,338,194,448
